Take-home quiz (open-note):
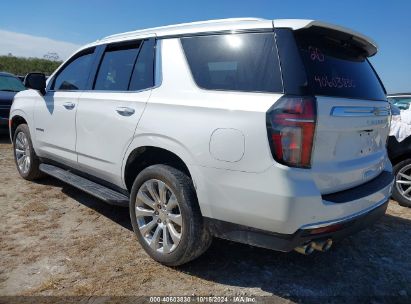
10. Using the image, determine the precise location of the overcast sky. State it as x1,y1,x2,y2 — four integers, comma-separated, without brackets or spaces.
0,30,80,60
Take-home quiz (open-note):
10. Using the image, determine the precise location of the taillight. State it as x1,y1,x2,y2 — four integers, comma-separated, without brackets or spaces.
266,96,317,168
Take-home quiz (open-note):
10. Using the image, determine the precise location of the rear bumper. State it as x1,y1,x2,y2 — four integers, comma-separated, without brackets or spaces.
202,169,393,251
205,199,388,252
196,158,394,234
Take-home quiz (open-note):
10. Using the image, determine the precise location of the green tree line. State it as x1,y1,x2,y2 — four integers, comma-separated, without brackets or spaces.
0,56,62,76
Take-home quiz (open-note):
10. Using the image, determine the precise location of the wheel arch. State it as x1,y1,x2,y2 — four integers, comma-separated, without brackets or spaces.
10,113,28,140
123,144,194,192
122,135,212,218
391,154,411,167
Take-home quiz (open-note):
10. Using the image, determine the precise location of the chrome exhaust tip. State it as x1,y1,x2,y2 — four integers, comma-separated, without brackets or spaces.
312,239,333,252
294,242,314,255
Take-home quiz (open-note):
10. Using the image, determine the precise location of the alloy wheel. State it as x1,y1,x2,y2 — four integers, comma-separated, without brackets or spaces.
15,131,31,174
135,179,182,253
395,164,411,201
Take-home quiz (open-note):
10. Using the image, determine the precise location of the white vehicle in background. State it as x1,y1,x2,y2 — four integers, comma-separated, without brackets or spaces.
387,95,411,207
10,18,393,265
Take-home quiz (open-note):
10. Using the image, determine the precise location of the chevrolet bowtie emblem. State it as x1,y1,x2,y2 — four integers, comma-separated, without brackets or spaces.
372,107,380,116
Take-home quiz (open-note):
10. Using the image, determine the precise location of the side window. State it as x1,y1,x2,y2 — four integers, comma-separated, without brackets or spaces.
181,33,283,93
129,39,155,91
53,49,95,91
94,42,141,91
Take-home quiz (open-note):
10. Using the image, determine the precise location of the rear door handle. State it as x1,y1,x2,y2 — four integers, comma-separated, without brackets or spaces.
116,107,135,116
63,102,75,110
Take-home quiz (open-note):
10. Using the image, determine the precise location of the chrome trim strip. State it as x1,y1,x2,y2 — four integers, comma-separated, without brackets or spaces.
387,94,411,98
284,118,315,123
300,197,390,230
331,106,390,117
154,39,163,87
159,28,274,39
45,88,153,94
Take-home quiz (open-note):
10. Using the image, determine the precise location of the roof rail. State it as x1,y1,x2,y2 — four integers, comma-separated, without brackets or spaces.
101,17,266,41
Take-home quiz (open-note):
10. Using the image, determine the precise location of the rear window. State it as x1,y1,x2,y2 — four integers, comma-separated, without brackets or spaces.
181,32,283,93
94,43,140,91
294,27,386,101
129,39,155,91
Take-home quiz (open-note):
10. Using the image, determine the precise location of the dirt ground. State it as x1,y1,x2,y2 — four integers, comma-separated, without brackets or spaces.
1,134,411,303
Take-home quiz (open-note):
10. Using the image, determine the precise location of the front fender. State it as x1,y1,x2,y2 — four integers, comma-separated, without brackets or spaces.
9,109,31,140
10,90,38,144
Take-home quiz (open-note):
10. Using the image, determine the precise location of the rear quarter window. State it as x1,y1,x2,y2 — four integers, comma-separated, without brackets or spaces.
181,32,283,93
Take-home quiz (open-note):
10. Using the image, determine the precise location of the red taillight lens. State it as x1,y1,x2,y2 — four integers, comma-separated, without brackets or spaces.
266,96,317,168
309,223,343,235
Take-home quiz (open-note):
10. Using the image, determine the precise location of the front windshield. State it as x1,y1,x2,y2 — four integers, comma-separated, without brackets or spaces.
0,75,26,92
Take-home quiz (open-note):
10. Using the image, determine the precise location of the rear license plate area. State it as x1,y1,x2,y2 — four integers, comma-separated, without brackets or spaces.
359,130,377,156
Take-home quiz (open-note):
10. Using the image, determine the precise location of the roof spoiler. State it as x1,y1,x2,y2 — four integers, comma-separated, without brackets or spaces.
273,19,377,57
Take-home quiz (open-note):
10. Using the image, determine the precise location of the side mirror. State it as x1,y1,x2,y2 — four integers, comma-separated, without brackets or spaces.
24,73,46,95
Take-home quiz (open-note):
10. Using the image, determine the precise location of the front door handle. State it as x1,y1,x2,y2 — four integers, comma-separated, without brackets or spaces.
116,107,135,116
63,102,75,110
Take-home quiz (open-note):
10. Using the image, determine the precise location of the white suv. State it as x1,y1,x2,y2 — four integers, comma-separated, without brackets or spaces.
10,18,393,265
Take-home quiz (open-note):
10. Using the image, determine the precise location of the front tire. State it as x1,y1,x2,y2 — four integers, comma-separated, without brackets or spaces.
392,159,411,208
13,124,43,180
129,164,211,266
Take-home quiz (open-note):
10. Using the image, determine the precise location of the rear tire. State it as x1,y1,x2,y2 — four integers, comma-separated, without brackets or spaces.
392,159,411,208
13,124,43,181
129,164,212,266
